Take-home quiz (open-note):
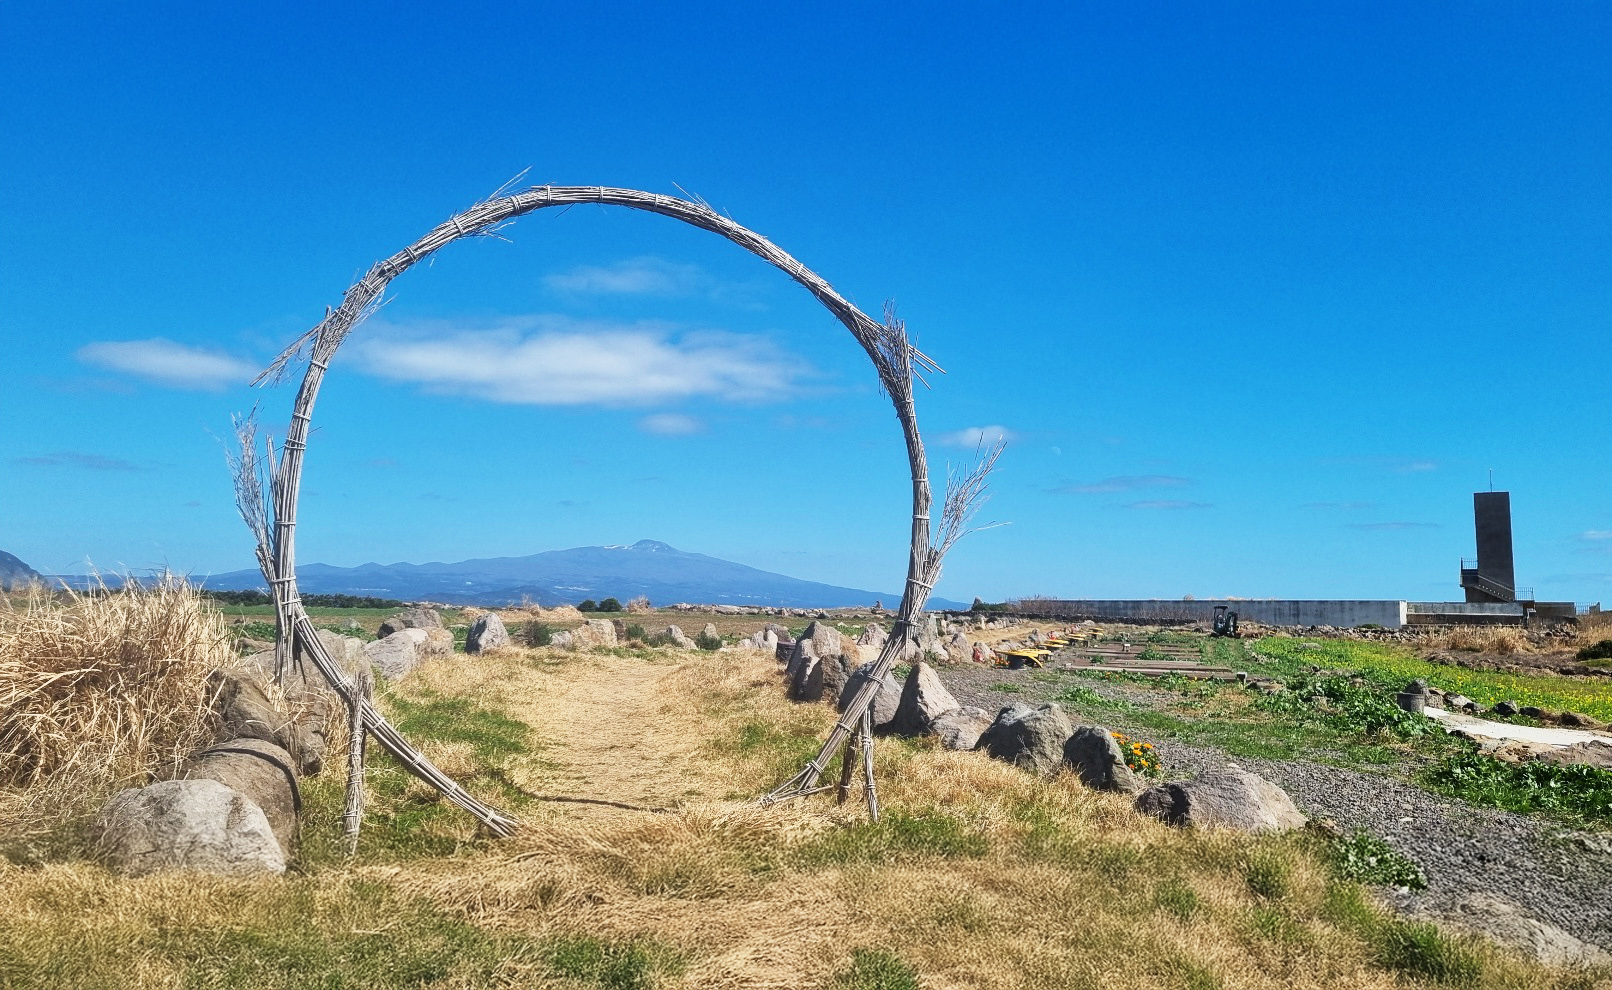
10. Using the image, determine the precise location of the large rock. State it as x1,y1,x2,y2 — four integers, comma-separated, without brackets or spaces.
205,668,292,750
549,629,575,649
1063,725,1141,794
421,627,454,657
377,607,442,638
837,666,901,729
571,619,619,650
819,654,853,703
890,662,961,736
857,624,888,649
365,628,429,679
930,706,994,751
465,613,510,654
790,651,824,702
1412,892,1612,967
783,637,816,682
663,624,696,649
99,778,285,875
744,627,779,653
179,737,300,856
797,621,844,661
1134,767,1306,833
314,629,368,672
978,703,1074,775
700,622,720,643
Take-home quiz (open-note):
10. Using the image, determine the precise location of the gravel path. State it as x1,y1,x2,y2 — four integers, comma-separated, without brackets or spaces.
942,665,1612,951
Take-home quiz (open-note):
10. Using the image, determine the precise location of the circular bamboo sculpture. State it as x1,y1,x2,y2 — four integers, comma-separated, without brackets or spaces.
234,184,999,834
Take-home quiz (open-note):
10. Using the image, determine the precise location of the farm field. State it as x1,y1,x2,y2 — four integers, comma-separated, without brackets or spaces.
2,592,1610,988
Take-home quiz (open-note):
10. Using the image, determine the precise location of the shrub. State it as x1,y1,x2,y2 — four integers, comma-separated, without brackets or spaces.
694,630,722,651
1577,638,1612,661
624,623,647,641
523,621,554,647
597,597,623,613
625,595,652,613
577,599,597,612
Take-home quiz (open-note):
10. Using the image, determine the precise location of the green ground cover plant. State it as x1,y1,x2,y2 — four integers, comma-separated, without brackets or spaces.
1250,637,1612,722
826,948,924,990
1328,831,1427,890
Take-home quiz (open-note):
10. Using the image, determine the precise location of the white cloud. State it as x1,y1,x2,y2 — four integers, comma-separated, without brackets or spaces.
639,413,702,436
939,425,1017,448
1581,530,1612,541
348,316,802,406
1126,500,1211,510
544,256,705,296
76,338,256,391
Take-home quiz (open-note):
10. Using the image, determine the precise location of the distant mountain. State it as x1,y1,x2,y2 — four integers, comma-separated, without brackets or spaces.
197,540,967,609
0,550,43,589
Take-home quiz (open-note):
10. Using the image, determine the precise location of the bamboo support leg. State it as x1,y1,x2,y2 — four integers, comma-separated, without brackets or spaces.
860,707,880,822
341,665,372,855
836,729,858,805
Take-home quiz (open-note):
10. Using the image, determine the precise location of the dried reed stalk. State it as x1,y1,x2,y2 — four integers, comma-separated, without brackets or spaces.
234,183,984,827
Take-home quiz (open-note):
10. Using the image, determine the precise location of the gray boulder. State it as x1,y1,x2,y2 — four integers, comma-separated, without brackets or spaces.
930,706,994,751
377,607,442,638
783,636,816,682
1134,767,1307,833
797,620,844,661
99,778,285,875
700,622,720,643
978,703,1074,775
1412,892,1612,967
890,662,961,736
205,668,291,750
1062,725,1141,794
837,666,901,729
857,624,888,649
179,737,300,856
421,627,454,657
571,619,619,650
465,613,510,654
549,629,575,649
790,651,825,702
819,654,853,703
365,628,428,679
663,624,696,649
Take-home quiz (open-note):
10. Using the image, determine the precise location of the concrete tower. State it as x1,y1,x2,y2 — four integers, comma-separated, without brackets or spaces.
1461,491,1516,603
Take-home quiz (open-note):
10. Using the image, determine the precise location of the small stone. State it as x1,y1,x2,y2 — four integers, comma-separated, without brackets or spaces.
1493,700,1519,717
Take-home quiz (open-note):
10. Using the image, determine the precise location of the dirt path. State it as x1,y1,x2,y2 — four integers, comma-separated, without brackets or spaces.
503,654,720,820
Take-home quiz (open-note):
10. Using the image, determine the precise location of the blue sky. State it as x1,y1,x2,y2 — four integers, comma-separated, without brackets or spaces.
2,2,1608,606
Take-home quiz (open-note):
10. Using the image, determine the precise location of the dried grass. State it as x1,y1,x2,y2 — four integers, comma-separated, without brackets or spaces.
0,582,237,852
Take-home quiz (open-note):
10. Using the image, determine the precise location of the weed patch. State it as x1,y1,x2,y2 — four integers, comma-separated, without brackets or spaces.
1329,831,1426,890
827,948,923,990
1423,744,1612,823
793,811,988,868
540,934,684,990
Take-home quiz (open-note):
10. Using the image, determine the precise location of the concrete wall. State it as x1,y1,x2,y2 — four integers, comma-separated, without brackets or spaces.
1021,600,1408,629
1407,602,1525,616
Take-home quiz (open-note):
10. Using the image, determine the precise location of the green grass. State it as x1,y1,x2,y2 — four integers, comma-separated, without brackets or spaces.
826,948,923,990
793,810,989,868
0,880,536,990
1250,637,1612,722
540,934,685,990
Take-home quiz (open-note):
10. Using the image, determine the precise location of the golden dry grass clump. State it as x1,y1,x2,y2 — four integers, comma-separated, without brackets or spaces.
0,582,237,847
